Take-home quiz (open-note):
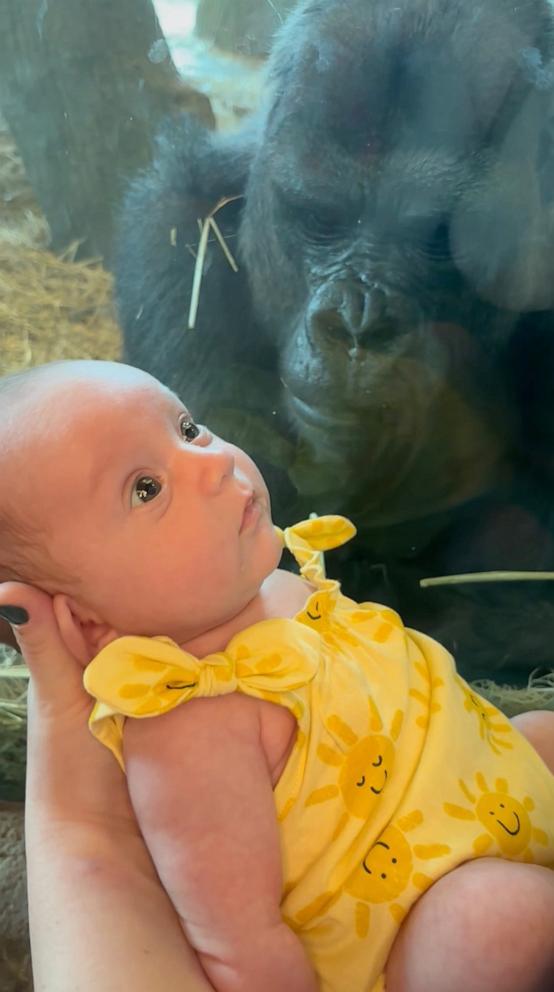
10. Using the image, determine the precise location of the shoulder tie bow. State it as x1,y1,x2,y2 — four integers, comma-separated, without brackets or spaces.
85,621,322,770
277,515,356,585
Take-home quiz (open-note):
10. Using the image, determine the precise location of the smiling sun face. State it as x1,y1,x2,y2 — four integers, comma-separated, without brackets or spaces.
290,808,452,940
348,824,413,903
345,810,451,905
476,792,530,854
305,697,403,819
444,772,549,858
338,735,394,815
341,809,451,938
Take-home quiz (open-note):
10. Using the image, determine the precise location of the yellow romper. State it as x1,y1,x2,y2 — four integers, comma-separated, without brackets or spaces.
84,516,554,992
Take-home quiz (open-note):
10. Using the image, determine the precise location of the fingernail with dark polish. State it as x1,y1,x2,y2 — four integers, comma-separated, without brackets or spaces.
0,606,29,625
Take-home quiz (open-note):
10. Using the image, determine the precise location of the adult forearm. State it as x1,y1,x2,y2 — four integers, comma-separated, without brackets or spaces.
26,820,215,992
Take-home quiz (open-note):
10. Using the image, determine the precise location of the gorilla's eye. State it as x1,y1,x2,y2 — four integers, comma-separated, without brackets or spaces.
274,182,357,243
299,203,351,241
419,220,451,261
426,221,450,260
132,476,162,506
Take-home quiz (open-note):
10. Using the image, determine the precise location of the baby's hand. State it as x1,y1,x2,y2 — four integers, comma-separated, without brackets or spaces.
0,582,133,827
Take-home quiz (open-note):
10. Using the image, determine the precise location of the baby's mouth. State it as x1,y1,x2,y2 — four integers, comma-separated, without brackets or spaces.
240,492,261,532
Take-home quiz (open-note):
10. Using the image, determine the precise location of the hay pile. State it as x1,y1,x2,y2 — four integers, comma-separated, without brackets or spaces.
0,650,27,802
0,241,120,376
0,801,29,992
473,670,554,715
0,112,120,379
0,123,48,253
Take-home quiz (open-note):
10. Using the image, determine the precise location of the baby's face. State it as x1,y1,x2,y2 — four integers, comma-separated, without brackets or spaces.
15,362,282,643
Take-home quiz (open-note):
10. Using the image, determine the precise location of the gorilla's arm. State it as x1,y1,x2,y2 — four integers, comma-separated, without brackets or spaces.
115,115,268,418
115,113,297,514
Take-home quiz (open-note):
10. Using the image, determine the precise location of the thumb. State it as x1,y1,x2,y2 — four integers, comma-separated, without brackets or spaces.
0,581,86,703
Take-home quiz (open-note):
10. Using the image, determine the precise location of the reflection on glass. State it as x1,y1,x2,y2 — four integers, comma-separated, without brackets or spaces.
1,0,554,819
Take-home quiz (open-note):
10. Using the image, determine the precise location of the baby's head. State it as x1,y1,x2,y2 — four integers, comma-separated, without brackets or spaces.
0,360,282,656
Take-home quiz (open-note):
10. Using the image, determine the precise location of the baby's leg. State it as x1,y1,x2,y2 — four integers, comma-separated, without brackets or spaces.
511,710,554,774
385,858,554,992
385,710,554,992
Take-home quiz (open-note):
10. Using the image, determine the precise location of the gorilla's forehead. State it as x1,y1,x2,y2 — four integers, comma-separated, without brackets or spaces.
267,0,552,163
267,134,473,225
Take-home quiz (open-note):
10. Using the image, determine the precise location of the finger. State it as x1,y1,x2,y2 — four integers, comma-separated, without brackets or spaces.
0,582,85,701
0,586,131,822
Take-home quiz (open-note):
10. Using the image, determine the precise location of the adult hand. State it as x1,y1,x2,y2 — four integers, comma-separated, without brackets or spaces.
0,582,132,825
0,582,214,992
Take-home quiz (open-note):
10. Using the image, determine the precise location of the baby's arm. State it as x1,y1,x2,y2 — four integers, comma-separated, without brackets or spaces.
124,693,319,992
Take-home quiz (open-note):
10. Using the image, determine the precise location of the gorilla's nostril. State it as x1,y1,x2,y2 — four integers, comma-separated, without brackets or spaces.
310,308,353,346
309,293,395,349
308,282,392,348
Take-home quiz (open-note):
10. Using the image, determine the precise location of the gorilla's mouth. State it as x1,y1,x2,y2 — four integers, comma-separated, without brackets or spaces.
288,394,360,430
283,353,508,523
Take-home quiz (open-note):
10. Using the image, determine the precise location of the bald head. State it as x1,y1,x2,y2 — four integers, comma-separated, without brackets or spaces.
0,360,175,589
1,359,172,455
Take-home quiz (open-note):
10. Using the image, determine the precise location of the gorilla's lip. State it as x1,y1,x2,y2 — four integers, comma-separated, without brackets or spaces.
288,394,359,429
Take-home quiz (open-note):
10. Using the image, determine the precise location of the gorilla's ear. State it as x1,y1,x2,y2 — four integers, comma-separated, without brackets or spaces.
451,82,554,312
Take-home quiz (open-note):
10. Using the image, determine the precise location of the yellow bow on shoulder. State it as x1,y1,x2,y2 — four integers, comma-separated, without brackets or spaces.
84,621,322,771
277,514,356,584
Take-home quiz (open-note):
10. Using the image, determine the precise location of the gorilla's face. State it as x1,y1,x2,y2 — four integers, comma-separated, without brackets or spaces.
239,0,553,524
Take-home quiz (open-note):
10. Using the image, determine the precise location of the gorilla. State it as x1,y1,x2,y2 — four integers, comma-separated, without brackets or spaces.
115,0,554,682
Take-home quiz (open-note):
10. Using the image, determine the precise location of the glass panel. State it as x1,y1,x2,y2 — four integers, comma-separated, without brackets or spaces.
1,0,553,798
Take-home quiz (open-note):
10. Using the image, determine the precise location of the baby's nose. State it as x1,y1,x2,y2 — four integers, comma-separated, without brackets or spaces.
196,445,235,495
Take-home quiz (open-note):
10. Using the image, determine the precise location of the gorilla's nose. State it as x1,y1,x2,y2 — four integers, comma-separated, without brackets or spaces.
341,283,387,337
309,282,388,349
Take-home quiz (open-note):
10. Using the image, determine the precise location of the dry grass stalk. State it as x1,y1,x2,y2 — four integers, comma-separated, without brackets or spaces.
209,216,239,272
420,570,554,588
187,195,241,329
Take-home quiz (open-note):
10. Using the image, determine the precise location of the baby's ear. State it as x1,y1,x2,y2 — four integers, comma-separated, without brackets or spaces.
52,595,118,667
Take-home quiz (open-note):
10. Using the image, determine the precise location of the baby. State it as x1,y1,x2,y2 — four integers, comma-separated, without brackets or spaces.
1,359,554,992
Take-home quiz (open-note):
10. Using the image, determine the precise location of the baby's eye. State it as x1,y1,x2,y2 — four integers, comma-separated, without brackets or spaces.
180,416,200,442
132,476,162,506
